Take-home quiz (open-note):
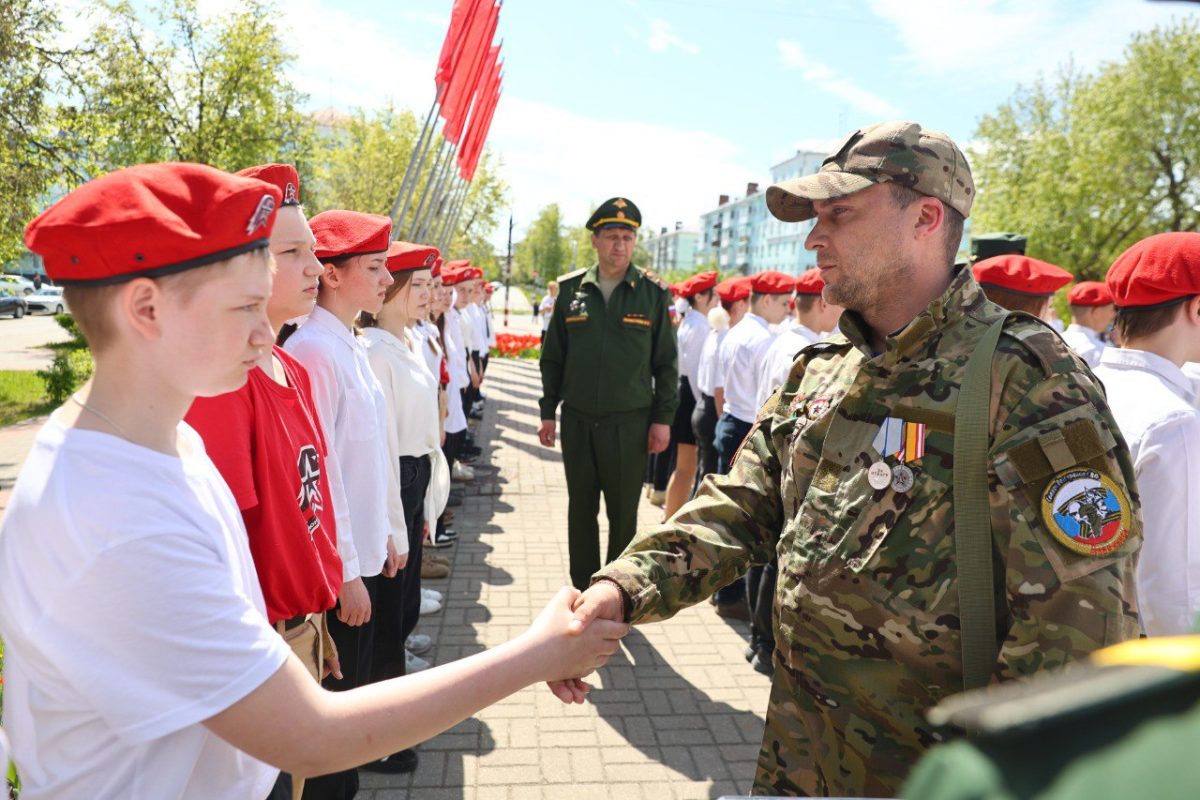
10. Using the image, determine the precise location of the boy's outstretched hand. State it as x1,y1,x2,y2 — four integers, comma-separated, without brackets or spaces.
544,582,627,704
525,586,628,702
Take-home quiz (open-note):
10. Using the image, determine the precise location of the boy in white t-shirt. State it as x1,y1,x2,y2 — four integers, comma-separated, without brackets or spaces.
0,163,627,800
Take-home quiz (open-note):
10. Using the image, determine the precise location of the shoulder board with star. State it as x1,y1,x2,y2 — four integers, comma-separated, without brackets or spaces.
556,268,588,284
639,267,669,291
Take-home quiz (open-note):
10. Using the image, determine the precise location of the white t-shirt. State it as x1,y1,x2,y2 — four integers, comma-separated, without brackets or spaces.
285,305,408,576
756,323,821,407
539,294,556,330
717,313,775,423
0,417,291,799
1095,348,1200,636
695,326,727,398
676,308,710,398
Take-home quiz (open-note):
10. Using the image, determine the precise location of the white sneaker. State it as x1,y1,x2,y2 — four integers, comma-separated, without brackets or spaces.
451,463,475,482
406,649,431,672
421,588,443,605
419,596,443,615
405,633,433,654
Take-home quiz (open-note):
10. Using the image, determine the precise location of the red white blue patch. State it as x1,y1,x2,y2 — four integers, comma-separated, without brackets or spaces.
1040,467,1132,557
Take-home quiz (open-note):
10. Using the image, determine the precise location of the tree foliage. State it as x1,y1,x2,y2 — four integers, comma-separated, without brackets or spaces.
971,19,1200,279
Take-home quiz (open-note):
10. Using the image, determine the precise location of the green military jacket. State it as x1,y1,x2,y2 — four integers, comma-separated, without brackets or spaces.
539,264,678,424
596,266,1143,798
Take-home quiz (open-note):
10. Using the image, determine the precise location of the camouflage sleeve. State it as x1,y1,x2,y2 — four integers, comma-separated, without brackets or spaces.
987,339,1142,681
594,397,785,623
538,288,569,421
649,288,680,426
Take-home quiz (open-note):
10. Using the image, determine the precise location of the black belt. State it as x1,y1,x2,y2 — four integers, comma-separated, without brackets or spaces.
281,613,308,631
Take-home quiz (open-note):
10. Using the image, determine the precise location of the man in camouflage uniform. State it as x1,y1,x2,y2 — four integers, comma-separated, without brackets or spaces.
547,122,1142,797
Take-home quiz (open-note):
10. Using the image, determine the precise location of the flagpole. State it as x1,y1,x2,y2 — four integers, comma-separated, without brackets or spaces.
430,178,460,249
406,138,451,239
436,178,469,247
389,92,441,237
439,180,470,250
414,142,458,241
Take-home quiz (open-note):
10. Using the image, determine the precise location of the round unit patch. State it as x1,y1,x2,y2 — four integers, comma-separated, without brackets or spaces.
1040,468,1132,556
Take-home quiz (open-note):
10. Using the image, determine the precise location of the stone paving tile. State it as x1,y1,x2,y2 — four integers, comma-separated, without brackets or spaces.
353,357,770,799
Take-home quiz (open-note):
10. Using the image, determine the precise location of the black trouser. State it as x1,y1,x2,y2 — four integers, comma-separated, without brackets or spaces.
648,442,675,492
746,558,778,658
713,413,753,606
398,454,431,642
691,393,719,496
304,574,380,800
560,405,651,590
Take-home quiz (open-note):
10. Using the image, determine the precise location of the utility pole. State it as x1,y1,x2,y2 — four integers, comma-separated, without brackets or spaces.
503,213,513,328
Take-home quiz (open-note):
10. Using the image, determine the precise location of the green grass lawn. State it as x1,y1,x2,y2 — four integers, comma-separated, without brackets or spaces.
0,371,55,427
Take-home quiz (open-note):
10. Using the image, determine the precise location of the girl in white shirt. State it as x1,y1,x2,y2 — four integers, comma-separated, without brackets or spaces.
363,243,450,683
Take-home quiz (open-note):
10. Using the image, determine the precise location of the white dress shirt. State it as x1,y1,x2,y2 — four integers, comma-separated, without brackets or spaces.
1062,323,1107,368
443,307,469,434
1094,348,1200,636
465,302,489,353
717,313,776,423
677,308,710,400
756,323,821,407
284,306,407,579
695,327,726,399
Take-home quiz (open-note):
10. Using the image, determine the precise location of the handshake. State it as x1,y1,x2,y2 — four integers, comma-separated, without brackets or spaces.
520,581,629,703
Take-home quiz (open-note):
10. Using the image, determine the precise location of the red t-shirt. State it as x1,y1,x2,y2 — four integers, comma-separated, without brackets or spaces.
186,346,342,623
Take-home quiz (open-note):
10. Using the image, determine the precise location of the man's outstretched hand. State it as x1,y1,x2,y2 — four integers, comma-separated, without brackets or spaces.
546,580,627,704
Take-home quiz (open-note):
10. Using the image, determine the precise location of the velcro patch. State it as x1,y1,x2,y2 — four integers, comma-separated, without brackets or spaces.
1040,467,1132,557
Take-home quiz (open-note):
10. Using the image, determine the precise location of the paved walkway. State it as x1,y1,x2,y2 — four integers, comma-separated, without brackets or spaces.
361,357,770,799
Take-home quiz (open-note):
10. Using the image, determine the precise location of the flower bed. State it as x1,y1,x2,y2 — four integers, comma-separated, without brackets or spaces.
491,333,540,359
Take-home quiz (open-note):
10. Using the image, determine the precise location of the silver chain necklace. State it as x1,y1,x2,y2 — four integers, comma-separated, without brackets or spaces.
70,393,134,441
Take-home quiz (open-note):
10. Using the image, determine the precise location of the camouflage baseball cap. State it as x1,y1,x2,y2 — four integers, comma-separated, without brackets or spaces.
765,121,975,223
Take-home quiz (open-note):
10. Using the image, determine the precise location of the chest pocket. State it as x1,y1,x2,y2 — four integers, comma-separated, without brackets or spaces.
620,313,652,332
780,414,957,621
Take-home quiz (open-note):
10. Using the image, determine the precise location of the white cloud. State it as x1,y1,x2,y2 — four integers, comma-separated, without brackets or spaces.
867,0,1189,87
647,19,700,55
489,96,758,242
777,40,901,117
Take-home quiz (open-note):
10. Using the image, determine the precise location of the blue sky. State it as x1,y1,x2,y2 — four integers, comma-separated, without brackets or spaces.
198,0,1198,244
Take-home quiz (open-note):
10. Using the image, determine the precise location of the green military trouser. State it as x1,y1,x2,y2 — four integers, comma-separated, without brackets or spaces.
560,405,651,590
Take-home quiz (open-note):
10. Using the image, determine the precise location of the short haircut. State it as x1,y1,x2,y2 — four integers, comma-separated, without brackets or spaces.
62,250,257,354
1115,300,1189,343
796,294,821,314
888,183,965,267
978,285,1048,316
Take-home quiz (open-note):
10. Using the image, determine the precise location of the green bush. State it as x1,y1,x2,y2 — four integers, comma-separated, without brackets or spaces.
53,313,86,349
36,349,93,406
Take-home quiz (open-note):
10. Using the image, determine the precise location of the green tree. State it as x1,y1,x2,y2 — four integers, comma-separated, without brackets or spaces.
64,0,313,175
443,149,508,275
971,19,1200,279
0,0,70,263
514,203,567,283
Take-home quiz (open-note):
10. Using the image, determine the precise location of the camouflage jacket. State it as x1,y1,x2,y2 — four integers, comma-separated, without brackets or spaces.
596,267,1142,797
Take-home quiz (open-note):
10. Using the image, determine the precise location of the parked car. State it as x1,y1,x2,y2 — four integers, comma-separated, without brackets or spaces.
0,291,28,319
26,286,67,315
0,275,35,296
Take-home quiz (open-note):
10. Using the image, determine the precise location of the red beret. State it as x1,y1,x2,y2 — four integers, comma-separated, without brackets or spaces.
431,257,443,279
750,271,796,295
441,267,467,286
972,254,1073,296
678,271,718,298
25,162,281,286
444,259,471,271
386,240,440,273
1066,281,1113,307
716,275,752,303
236,164,300,206
309,210,391,260
485,283,494,294
1106,232,1200,309
793,269,825,296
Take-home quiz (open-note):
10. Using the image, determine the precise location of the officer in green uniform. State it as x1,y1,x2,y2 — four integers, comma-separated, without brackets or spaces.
548,123,1142,797
538,197,679,591
903,635,1200,799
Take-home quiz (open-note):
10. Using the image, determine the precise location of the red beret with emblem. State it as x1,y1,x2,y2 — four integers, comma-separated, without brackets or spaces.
431,257,443,279
310,210,391,260
716,275,752,303
25,162,281,285
793,269,825,296
750,270,797,295
678,271,718,298
236,164,300,206
972,254,1073,296
1066,281,1113,307
1106,232,1200,309
386,240,440,273
441,266,467,286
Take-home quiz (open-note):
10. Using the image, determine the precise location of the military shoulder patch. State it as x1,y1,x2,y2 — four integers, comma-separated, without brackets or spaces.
557,267,588,283
1001,313,1088,378
639,268,669,290
1040,467,1132,557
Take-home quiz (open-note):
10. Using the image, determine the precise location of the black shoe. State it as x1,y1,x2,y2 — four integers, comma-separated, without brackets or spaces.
361,748,418,773
750,650,775,677
462,446,482,457
468,409,484,420
744,645,756,662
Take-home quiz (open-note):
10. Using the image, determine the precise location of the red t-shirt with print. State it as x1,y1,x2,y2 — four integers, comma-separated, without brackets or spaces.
186,346,342,623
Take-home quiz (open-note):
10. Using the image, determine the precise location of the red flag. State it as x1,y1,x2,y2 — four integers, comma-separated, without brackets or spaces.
463,80,502,181
435,0,486,92
439,2,499,144
453,45,499,155
458,56,500,179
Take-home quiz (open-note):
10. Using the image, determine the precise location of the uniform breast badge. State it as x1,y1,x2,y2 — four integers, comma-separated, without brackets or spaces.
1040,468,1132,556
566,292,590,324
